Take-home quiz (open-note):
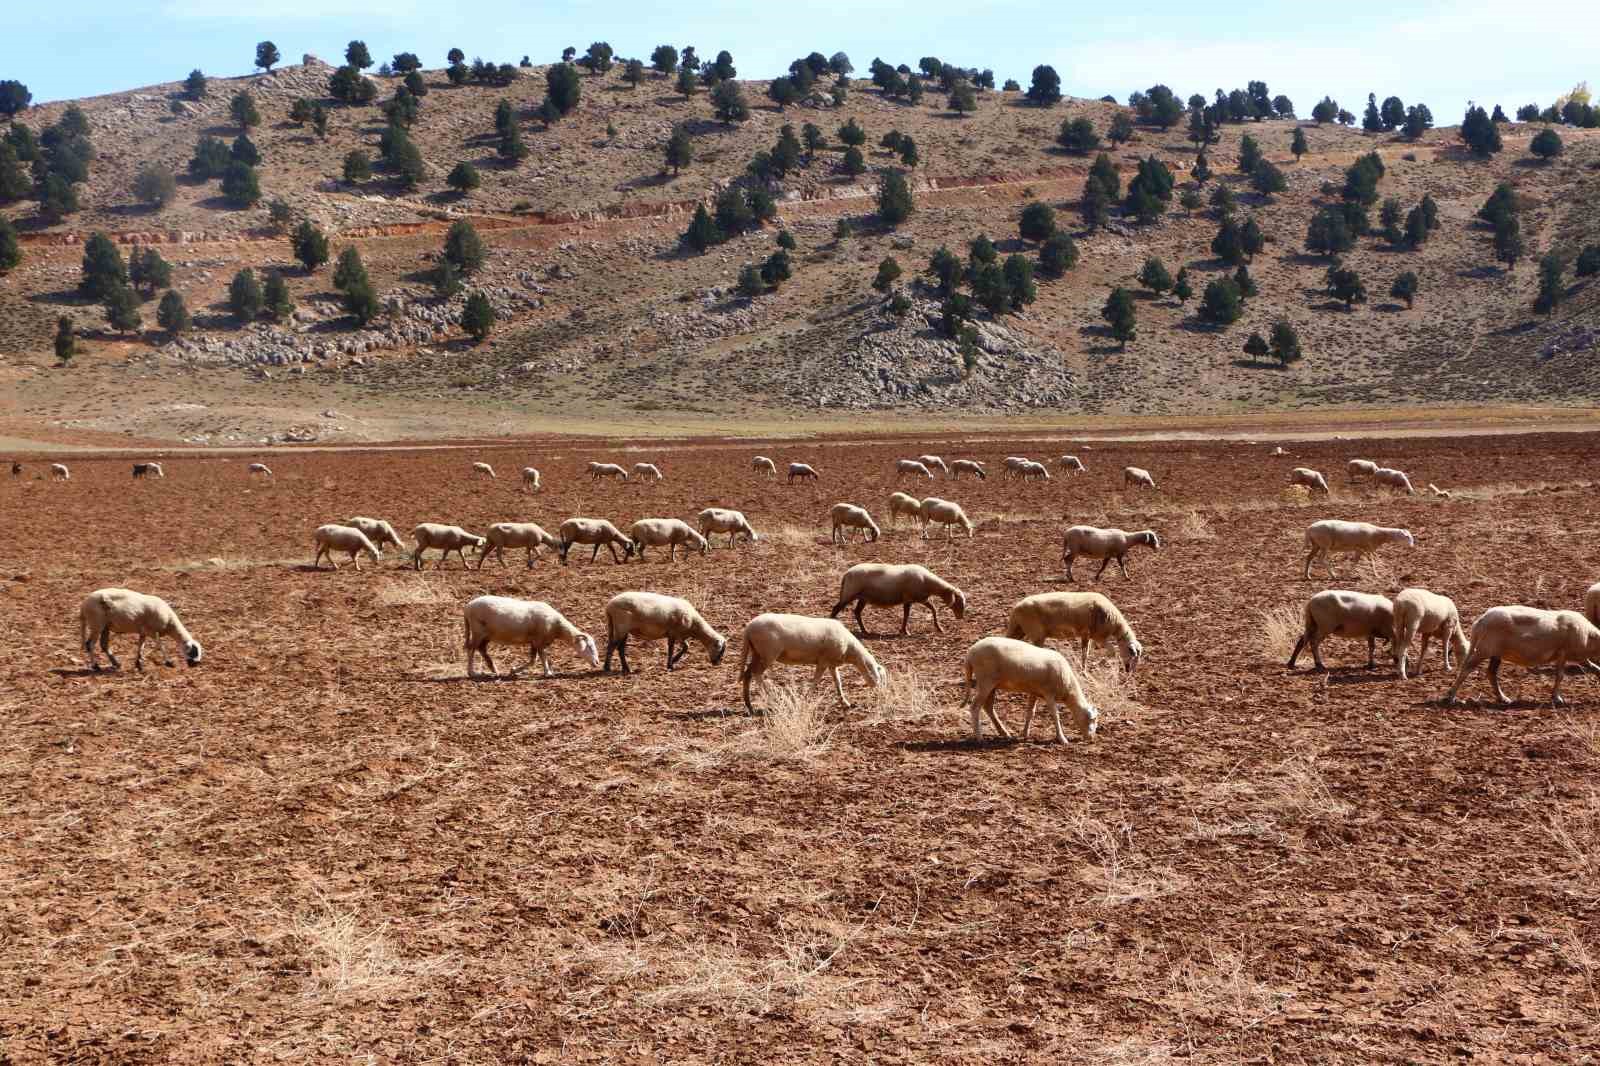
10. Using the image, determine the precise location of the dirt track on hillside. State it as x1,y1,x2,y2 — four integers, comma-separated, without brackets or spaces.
3,433,1599,1062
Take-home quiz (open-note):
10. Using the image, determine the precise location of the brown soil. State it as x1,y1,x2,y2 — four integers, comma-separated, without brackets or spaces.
4,432,1599,1061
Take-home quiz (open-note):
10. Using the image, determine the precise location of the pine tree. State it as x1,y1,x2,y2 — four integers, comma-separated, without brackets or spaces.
292,221,329,272
1534,252,1566,313
1003,255,1037,308
263,271,294,322
877,170,914,225
462,291,495,340
54,315,76,362
1291,127,1308,161
1101,287,1136,349
1137,256,1173,295
443,221,485,273
1390,271,1419,309
79,233,128,300
229,268,263,320
1244,332,1269,359
1233,263,1257,297
1331,267,1367,309
157,290,191,334
1019,201,1056,242
1198,278,1244,325
104,283,141,334
0,216,18,275
1269,320,1302,364
1172,268,1193,303
447,161,481,194
664,126,692,174
682,203,722,252
230,90,260,131
873,256,902,292
333,247,368,292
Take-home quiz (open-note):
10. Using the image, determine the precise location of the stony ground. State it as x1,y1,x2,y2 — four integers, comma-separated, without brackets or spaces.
4,432,1599,1062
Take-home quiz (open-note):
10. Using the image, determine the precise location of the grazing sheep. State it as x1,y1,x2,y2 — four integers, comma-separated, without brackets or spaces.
411,523,486,570
788,462,819,483
1018,460,1051,481
1373,467,1415,494
603,591,727,673
1348,459,1378,482
633,462,664,482
558,517,636,564
1393,587,1468,680
737,613,885,712
1289,468,1330,495
476,522,559,569
1288,590,1395,671
1123,466,1156,489
132,462,164,479
1056,455,1086,474
1427,483,1452,500
589,462,629,481
897,458,934,480
472,461,497,480
1062,526,1161,581
962,636,1098,744
1302,520,1414,580
312,524,382,571
247,462,273,480
917,455,950,476
463,595,600,679
1443,606,1600,706
1586,581,1600,628
887,491,924,529
1002,456,1030,480
829,503,881,544
753,455,778,477
829,563,966,636
1270,446,1287,457
628,517,708,561
697,507,758,547
50,463,69,481
521,467,542,493
951,459,987,480
344,516,404,552
79,587,203,672
919,497,975,539
1005,591,1142,672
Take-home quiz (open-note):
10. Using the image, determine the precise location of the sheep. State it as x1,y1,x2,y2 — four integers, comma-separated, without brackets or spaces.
962,636,1098,744
919,497,975,540
589,462,629,481
829,503,881,544
411,523,486,570
633,462,664,483
887,491,924,529
951,459,987,480
1018,460,1051,481
1427,483,1452,500
1442,606,1600,706
312,524,382,571
1347,459,1378,482
1123,466,1156,489
737,613,885,712
1270,446,1287,457
829,563,966,636
521,467,541,493
472,461,497,480
753,455,778,477
896,458,934,480
462,595,600,679
1586,581,1600,628
1005,591,1143,672
628,518,708,561
247,462,273,480
475,521,559,569
1373,467,1415,494
1393,588,1468,680
1062,526,1161,581
603,591,727,673
788,462,819,483
1289,468,1330,495
1288,590,1396,671
1056,455,1086,474
50,463,69,481
1302,520,1414,580
917,455,950,476
132,462,164,479
79,587,203,672
558,517,636,564
1002,456,1029,479
697,507,757,548
344,517,405,552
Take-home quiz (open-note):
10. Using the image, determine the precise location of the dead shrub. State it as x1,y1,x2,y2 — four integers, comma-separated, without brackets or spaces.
1259,603,1303,662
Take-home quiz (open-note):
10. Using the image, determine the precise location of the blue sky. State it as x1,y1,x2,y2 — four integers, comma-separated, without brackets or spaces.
6,0,1592,117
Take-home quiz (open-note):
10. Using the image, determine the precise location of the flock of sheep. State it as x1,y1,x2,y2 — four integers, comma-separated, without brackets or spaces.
44,445,1600,739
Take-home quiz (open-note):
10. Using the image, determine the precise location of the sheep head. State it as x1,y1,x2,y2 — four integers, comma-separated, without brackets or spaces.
1077,702,1100,738
575,633,600,669
948,588,968,620
184,640,204,666
709,637,728,665
1119,636,1143,673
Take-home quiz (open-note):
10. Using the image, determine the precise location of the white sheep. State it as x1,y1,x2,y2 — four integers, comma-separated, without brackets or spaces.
312,524,381,571
628,518,708,561
344,516,405,552
1018,460,1051,481
1302,520,1414,580
1373,467,1414,494
1002,456,1029,479
962,636,1098,744
521,467,542,493
951,459,987,480
917,455,950,476
1443,606,1600,706
918,497,975,539
896,458,934,480
1347,459,1377,482
50,463,69,481
829,563,966,636
829,503,881,544
737,613,885,712
1123,466,1156,489
79,587,203,672
887,491,924,529
1289,468,1330,495
633,462,664,482
558,517,636,564
247,462,274,480
1393,587,1468,680
411,523,486,570
1287,589,1395,671
788,462,819,483
462,595,600,679
603,591,727,673
476,521,559,569
1056,455,1086,474
1586,581,1600,628
1062,526,1161,581
589,462,630,481
697,507,757,547
1005,591,1143,672
753,455,778,477
132,462,164,479
472,461,497,480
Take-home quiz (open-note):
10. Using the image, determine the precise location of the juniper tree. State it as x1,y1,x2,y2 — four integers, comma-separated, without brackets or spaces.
156,290,190,334
1101,287,1136,349
228,268,263,320
1390,270,1419,308
462,291,495,340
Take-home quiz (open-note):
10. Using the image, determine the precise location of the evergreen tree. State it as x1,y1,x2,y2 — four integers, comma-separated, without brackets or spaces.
760,248,793,287
1530,127,1564,160
462,291,495,340
682,204,721,251
346,40,374,69
675,66,697,97
651,45,679,75
1209,183,1236,217
1403,205,1429,249
38,173,80,220
129,247,172,296
1493,215,1524,269
80,233,127,299
1477,183,1519,229
230,90,260,130
947,82,977,115
877,169,914,225
1362,93,1383,132
841,145,866,175
255,41,280,72
1243,331,1269,359
712,80,750,124
289,98,314,125
1576,245,1600,278
736,263,766,298
1101,287,1136,349
547,63,582,115
1251,160,1286,198
389,134,426,186
1238,134,1262,173
1291,127,1308,161
0,216,18,274
104,283,141,334
444,220,485,273
1331,267,1367,309
839,117,866,146
1233,263,1257,297
1306,206,1354,257
1036,231,1080,275
873,256,902,292
1025,65,1062,106
156,289,191,335
664,126,692,174
1198,278,1244,324
1172,268,1193,303
1138,256,1173,295
1343,150,1384,205
263,271,293,322
1534,252,1566,313
447,161,481,194
343,278,380,325
312,105,328,139
333,247,368,292
1460,104,1502,156
802,122,825,156
1003,254,1037,308
231,134,261,166
498,123,528,163
777,230,796,250
133,163,177,208
1080,180,1111,231
1380,198,1404,244
1211,216,1247,265
1390,270,1419,308
434,256,461,298
185,70,208,99
1088,152,1120,199
897,135,919,168
1402,104,1433,139
229,268,263,320
1192,152,1212,185
221,162,260,206
1018,201,1056,242
53,315,76,362
623,59,645,88
1380,95,1406,130
1241,216,1265,260
968,233,997,267
1270,320,1302,364
928,246,962,294
189,134,231,179
343,149,371,183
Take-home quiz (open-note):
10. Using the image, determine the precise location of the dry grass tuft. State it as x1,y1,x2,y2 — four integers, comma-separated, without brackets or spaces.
289,901,460,1000
1078,657,1147,728
1259,604,1303,662
737,683,834,763
1175,509,1215,541
860,668,944,726
1265,753,1352,819
372,575,453,608
1173,944,1285,1028
1063,804,1186,905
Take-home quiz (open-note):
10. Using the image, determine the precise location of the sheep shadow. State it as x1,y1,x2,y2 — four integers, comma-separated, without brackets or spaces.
673,706,757,720
50,668,113,678
1323,669,1402,685
900,737,1042,754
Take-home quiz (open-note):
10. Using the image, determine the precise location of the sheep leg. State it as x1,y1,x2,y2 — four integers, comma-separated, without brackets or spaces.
1367,552,1380,579
478,643,498,677
1415,634,1432,676
1551,656,1569,706
473,547,488,571
526,547,536,568
1303,548,1318,580
1488,657,1511,704
742,654,766,713
538,647,554,678
412,548,424,571
1019,696,1038,741
100,626,120,670
591,544,601,563
603,635,619,673
1288,627,1309,669
1117,556,1131,579
1064,553,1075,581
926,601,943,634
1079,638,1090,666
1094,557,1112,582
1048,696,1069,745
900,603,913,636
1310,634,1327,672
135,634,146,672
983,686,1011,739
617,636,632,674
852,599,871,637
465,641,477,678
1366,634,1377,669
831,666,849,709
